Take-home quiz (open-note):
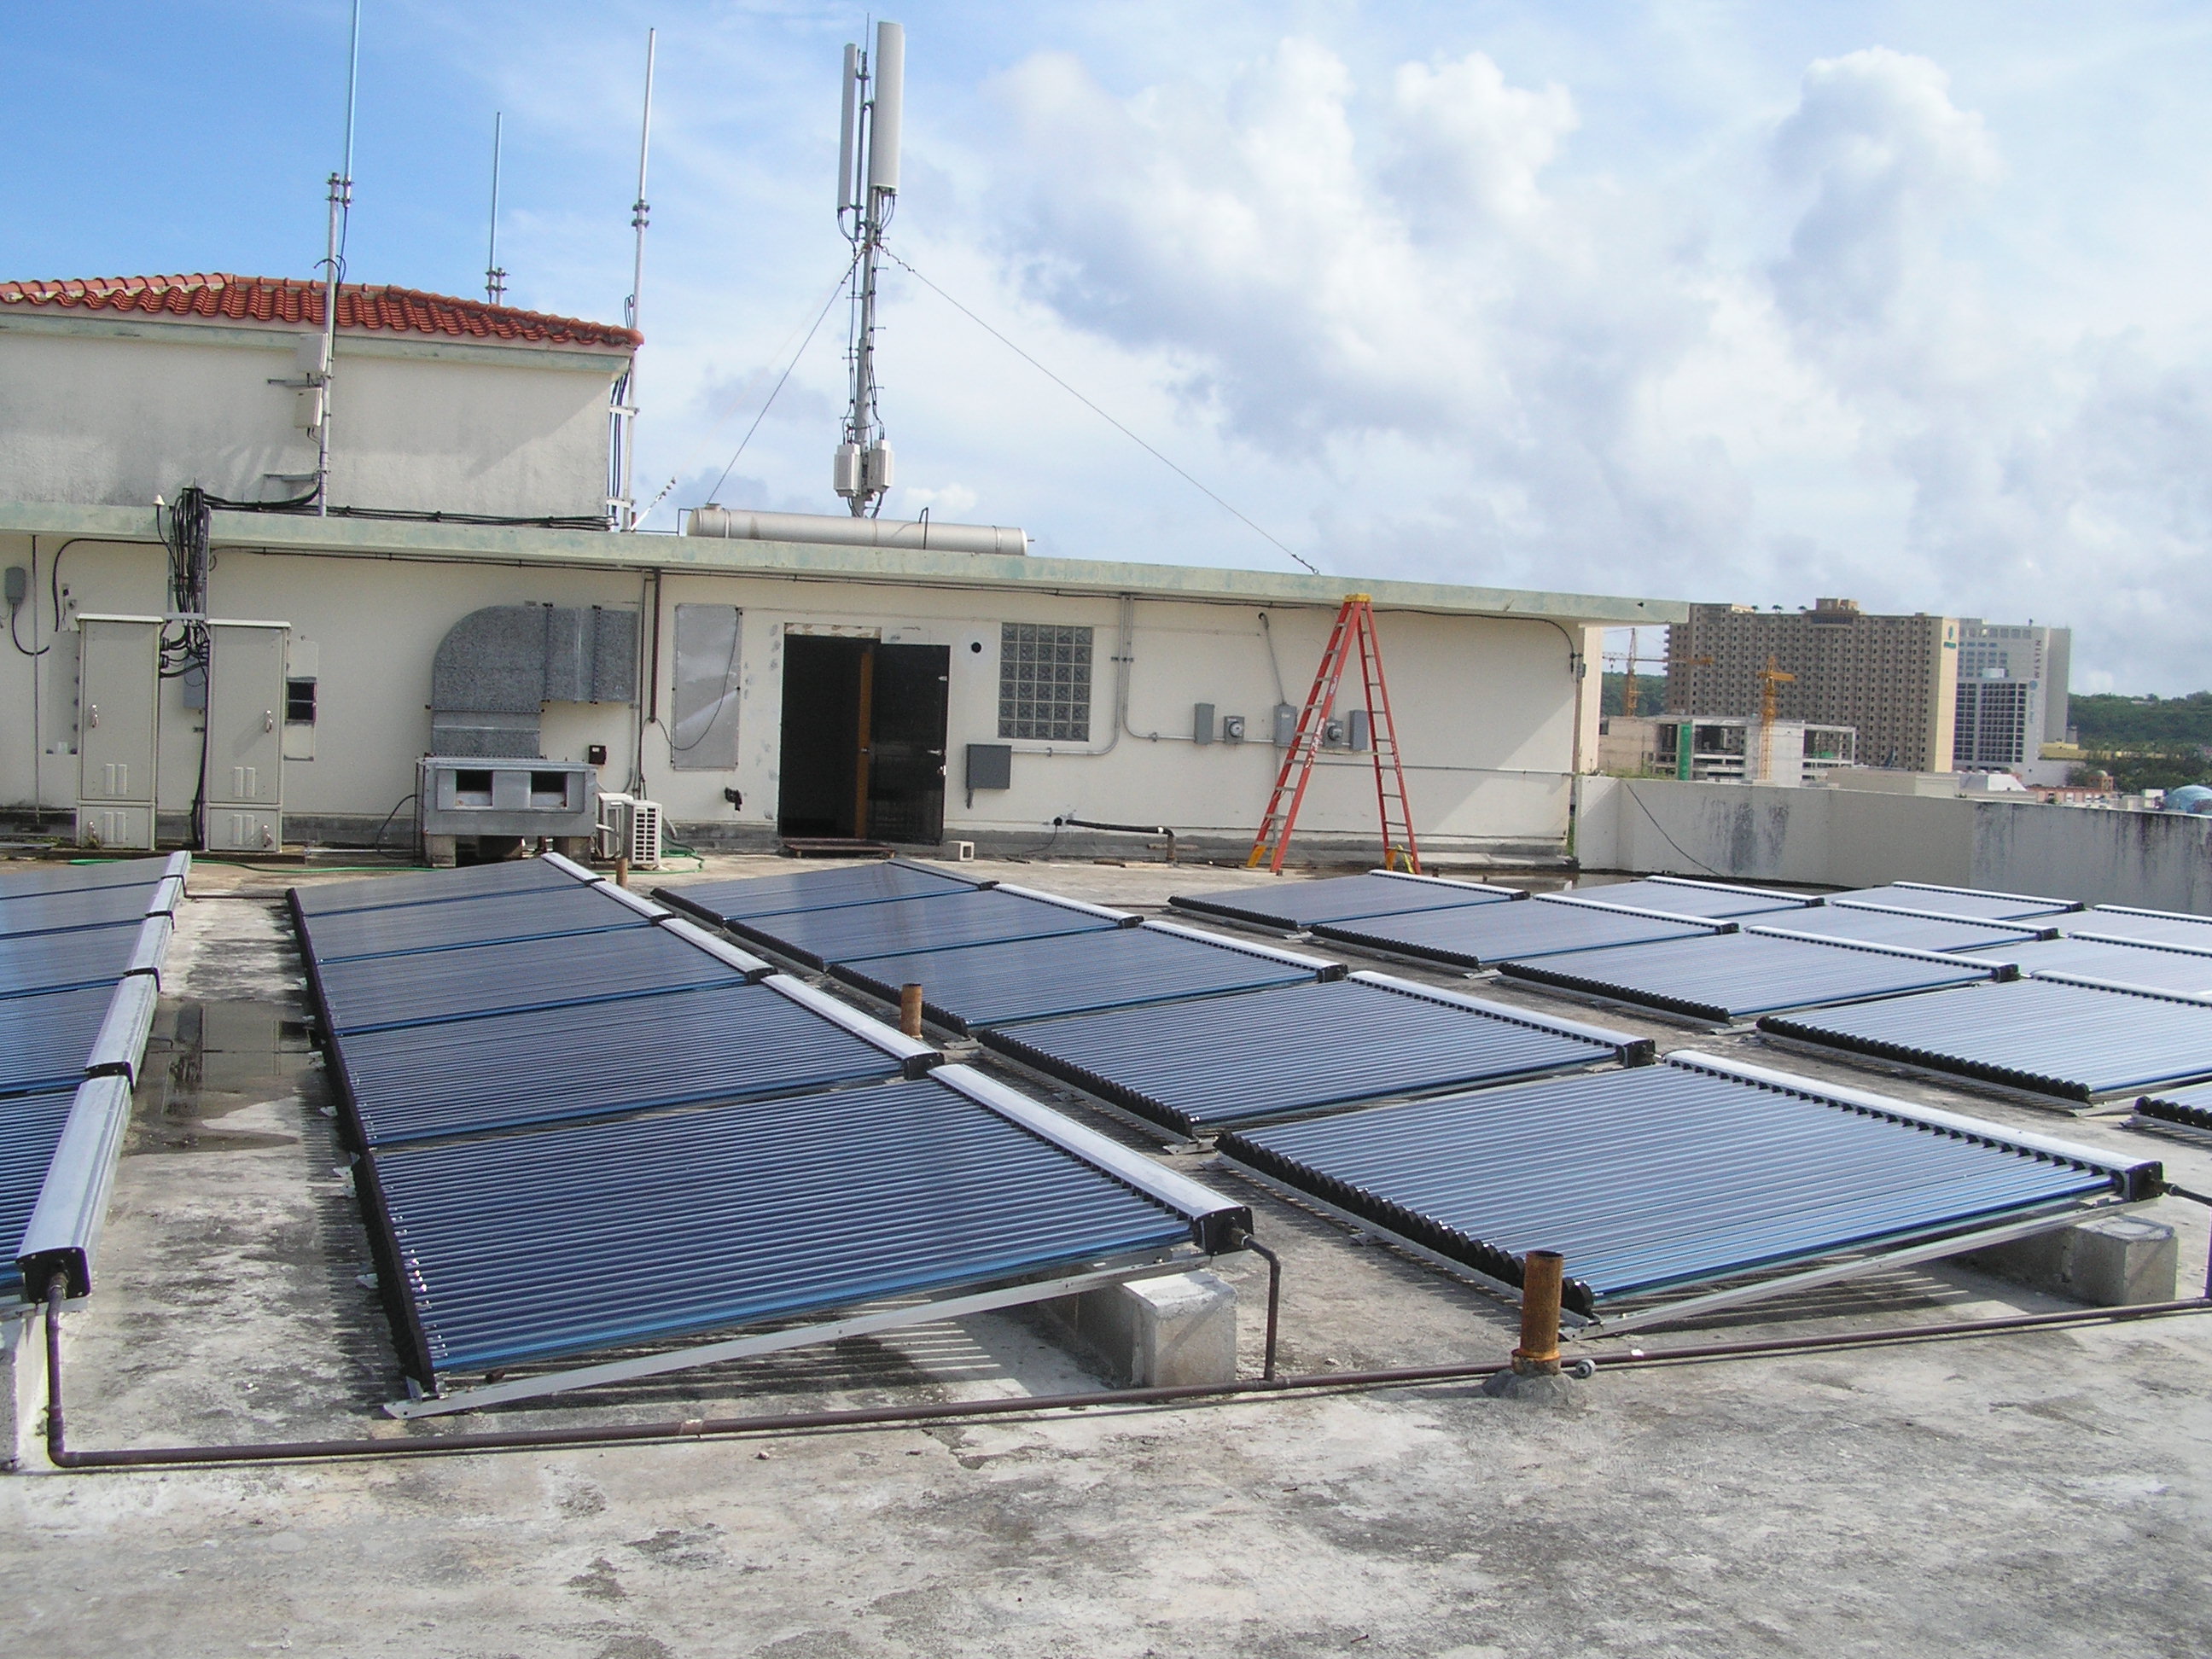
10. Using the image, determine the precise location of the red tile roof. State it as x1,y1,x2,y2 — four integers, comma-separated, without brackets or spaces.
0,273,640,350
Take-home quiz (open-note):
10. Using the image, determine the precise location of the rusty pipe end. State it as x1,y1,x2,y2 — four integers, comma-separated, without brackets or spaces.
899,983,925,1039
1515,1249,1565,1372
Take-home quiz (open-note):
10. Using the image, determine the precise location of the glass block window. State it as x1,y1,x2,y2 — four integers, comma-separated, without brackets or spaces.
998,623,1093,742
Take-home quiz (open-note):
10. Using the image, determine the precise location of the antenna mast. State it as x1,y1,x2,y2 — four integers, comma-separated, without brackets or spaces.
610,28,655,531
315,0,363,517
835,20,903,518
484,112,506,305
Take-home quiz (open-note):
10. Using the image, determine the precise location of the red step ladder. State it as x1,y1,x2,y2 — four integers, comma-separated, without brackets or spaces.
1248,595,1422,875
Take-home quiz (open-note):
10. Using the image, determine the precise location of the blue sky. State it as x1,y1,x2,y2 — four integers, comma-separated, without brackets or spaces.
9,3,2212,693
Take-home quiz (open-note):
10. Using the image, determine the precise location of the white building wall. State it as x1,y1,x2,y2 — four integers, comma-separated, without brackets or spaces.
1578,773,2212,911
0,533,1590,854
0,317,621,519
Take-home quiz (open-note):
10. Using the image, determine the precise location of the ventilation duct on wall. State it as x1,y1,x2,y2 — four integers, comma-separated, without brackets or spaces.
430,604,638,758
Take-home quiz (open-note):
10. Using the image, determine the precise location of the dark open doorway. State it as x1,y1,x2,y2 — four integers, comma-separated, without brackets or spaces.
777,635,949,844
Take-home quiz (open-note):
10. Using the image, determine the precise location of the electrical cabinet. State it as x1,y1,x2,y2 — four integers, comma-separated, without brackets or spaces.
202,621,289,852
75,615,163,850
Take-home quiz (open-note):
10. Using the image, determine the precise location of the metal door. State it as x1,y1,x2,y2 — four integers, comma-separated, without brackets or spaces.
866,644,950,844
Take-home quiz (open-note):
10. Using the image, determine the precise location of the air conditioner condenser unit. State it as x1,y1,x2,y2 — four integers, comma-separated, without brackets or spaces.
596,792,664,870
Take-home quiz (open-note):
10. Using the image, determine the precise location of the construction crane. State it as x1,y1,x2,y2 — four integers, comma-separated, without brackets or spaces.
1756,655,1796,783
1604,629,1709,717
1248,597,1419,875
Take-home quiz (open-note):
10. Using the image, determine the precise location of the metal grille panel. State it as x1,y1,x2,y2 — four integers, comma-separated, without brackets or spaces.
1500,929,1998,1023
730,888,1123,969
1762,977,2212,1102
830,924,1330,1033
980,975,1643,1133
1749,905,2046,954
1220,1059,2139,1313
1314,895,1721,969
1169,872,1519,932
658,859,979,923
364,1075,1202,1377
299,884,651,963
332,981,910,1145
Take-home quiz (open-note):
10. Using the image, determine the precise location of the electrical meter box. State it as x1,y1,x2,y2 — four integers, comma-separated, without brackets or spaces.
202,620,289,852
75,614,163,850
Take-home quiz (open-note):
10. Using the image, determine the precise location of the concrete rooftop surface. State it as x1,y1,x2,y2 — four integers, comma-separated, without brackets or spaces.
7,852,2212,1659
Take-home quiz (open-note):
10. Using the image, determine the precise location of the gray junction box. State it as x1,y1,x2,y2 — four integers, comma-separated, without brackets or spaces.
201,620,289,852
75,614,162,850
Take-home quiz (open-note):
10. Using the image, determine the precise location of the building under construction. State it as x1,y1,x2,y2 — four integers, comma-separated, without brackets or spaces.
1668,598,1961,773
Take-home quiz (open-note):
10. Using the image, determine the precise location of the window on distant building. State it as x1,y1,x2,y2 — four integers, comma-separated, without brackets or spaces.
998,623,1093,742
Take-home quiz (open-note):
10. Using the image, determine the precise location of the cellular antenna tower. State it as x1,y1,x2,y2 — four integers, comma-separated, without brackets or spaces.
609,28,656,530
483,112,506,305
834,20,904,517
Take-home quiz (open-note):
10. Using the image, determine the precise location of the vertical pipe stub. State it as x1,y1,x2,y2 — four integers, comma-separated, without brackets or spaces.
899,983,924,1039
1514,1250,1565,1375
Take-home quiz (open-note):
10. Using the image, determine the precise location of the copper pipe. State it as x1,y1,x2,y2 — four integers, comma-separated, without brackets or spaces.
36,1275,2212,1473
899,983,924,1039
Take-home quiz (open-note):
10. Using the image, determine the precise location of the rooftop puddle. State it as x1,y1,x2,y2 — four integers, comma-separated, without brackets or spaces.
132,998,318,1155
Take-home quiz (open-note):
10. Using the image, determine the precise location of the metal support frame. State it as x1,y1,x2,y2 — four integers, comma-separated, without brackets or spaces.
387,1254,1197,1418
1576,1199,2151,1337
1752,1033,2154,1116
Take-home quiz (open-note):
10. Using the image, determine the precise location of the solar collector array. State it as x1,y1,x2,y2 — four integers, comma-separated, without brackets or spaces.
294,858,1250,1400
364,1071,1234,1380
829,923,1339,1033
1497,928,2005,1024
713,885,1131,969
1313,894,1726,969
1824,883,2078,922
2065,905,2212,951
291,855,586,917
1167,870,1521,932
1989,935,2212,998
296,882,654,963
1761,977,2212,1103
980,972,1648,1134
660,859,981,923
1220,1056,2150,1315
0,1090,79,1299
0,856,179,1302
332,980,916,1145
1758,905,2051,954
1561,878,1812,920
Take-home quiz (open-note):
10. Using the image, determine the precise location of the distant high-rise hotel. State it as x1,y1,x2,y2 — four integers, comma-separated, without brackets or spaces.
1667,599,2069,774
1953,618,2071,771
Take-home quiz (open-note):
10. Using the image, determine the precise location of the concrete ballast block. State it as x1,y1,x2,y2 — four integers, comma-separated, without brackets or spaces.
1960,1214,2179,1307
2,1304,48,1473
1041,1270,1238,1388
